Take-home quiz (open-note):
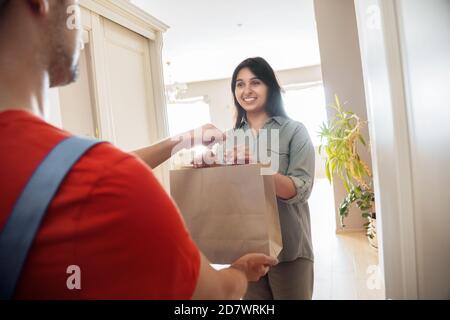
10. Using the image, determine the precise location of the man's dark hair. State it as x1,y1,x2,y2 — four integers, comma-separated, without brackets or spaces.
0,0,8,13
231,57,288,129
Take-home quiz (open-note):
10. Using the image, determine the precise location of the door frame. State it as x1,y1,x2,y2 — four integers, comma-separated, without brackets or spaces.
354,0,418,299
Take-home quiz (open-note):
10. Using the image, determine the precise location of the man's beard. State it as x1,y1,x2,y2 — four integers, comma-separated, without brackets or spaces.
48,18,81,88
48,46,79,88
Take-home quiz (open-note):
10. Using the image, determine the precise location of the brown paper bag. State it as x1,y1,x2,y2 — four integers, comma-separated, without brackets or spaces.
170,164,282,264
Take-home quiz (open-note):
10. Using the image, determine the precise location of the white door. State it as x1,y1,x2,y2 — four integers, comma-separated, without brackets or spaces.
355,0,450,299
101,18,159,152
58,42,98,139
48,26,98,138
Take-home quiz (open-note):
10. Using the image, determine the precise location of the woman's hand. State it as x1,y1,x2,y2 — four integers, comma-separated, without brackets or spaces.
191,144,254,168
274,173,298,200
225,145,254,165
192,149,219,168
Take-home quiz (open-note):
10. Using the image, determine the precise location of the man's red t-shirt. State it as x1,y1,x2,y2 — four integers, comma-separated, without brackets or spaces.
0,110,200,299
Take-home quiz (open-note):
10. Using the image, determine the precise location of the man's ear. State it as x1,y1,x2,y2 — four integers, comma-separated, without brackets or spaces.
27,0,49,16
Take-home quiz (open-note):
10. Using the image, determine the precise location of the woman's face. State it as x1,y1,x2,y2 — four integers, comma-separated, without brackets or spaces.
234,68,268,114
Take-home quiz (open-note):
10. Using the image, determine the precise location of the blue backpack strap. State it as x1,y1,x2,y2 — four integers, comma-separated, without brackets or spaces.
0,136,103,300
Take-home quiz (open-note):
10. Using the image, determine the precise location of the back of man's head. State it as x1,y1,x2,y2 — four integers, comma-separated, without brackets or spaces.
0,0,82,88
0,0,9,18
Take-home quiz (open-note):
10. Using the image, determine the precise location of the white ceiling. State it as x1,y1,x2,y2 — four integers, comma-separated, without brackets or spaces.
131,0,321,84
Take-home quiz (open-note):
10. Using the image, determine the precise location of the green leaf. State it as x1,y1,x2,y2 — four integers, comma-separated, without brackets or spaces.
320,95,375,227
358,134,367,146
330,158,337,176
342,176,350,193
325,161,332,182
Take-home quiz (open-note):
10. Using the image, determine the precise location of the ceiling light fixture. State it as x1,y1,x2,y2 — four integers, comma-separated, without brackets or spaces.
165,61,188,103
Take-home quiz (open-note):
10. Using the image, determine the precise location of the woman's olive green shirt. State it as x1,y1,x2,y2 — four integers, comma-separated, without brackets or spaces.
230,116,315,262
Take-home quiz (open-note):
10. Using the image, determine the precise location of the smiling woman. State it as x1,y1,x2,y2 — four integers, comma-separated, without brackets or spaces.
231,57,288,130
229,57,316,300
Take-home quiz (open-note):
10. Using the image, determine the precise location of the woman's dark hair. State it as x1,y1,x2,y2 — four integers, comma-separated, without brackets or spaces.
231,57,288,129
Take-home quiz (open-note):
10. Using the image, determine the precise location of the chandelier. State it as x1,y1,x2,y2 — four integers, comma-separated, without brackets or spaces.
165,61,188,103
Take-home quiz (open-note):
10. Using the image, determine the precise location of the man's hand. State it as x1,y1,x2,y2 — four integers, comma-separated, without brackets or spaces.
133,124,224,169
230,253,278,282
192,143,255,168
188,123,226,148
173,123,225,155
193,252,278,300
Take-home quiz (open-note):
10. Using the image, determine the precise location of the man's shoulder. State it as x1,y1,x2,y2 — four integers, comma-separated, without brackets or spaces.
82,140,134,166
75,141,156,189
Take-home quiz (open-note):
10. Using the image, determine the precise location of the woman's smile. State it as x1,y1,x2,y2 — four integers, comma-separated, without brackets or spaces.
235,67,268,113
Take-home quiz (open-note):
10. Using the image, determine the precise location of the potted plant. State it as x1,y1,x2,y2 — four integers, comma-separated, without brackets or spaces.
318,95,377,248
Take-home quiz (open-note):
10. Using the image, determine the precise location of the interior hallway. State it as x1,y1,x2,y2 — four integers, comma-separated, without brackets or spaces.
310,179,385,300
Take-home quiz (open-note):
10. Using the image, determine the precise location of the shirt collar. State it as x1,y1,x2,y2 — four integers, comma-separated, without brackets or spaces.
238,115,287,128
270,116,287,126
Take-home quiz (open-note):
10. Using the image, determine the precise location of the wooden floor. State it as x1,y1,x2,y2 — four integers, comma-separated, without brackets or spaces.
310,179,385,300
212,179,385,299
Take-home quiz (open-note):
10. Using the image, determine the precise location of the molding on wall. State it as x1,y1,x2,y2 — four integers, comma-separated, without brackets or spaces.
80,0,169,40
382,0,418,298
88,13,117,143
149,32,171,191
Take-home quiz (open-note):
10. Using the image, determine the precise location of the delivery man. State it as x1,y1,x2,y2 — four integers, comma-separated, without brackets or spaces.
0,0,277,299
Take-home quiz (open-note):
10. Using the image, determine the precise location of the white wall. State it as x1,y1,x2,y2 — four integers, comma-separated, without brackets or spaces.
397,0,450,299
178,78,234,132
355,0,450,299
314,0,373,231
46,88,63,128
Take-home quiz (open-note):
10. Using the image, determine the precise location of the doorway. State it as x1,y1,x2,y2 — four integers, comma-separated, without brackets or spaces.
283,83,384,299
